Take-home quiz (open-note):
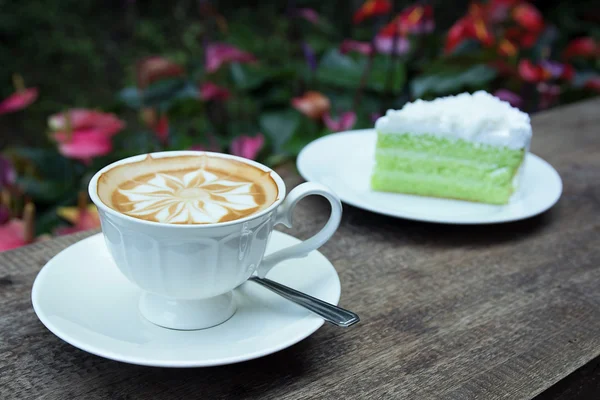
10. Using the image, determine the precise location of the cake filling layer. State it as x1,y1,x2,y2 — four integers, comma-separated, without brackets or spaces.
371,171,513,205
372,132,524,204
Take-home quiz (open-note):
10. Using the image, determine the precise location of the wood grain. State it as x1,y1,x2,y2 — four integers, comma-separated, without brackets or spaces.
1,98,599,399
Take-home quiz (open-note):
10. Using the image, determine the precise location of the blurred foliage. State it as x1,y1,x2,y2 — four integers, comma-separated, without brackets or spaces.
0,0,599,236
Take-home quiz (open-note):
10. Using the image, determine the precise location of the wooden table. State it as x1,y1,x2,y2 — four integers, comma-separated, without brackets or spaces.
1,98,600,399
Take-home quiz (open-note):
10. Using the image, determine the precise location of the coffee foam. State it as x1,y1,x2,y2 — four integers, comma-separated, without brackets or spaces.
97,154,279,224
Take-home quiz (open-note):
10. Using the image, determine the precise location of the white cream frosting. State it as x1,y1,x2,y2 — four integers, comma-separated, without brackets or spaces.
375,91,532,150
118,169,258,224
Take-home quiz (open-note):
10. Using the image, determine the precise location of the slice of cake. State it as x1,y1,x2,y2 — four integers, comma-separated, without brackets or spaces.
371,91,532,205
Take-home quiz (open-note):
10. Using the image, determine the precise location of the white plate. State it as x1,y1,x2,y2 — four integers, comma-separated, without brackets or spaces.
297,129,562,224
32,232,341,368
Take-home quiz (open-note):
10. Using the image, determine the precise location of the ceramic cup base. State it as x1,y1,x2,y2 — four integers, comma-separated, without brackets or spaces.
139,291,236,330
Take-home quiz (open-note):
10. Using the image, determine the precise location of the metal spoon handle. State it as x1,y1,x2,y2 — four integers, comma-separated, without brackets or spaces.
248,276,360,327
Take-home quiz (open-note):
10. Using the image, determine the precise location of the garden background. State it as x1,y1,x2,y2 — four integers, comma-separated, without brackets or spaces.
0,0,598,249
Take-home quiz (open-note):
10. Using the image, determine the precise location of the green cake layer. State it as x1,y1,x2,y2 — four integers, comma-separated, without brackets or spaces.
371,133,525,204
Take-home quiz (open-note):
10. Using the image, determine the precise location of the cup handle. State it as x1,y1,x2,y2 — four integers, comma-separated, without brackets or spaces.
256,182,342,278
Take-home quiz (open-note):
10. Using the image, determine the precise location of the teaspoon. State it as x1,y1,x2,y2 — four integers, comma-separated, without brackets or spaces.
247,276,360,327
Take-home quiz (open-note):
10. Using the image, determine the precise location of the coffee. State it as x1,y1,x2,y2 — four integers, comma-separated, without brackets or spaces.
97,154,279,224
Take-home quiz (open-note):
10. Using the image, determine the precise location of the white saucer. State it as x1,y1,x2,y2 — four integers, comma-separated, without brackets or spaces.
32,232,341,367
297,129,562,224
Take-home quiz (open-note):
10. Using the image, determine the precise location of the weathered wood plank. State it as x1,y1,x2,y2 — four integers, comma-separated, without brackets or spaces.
1,98,599,399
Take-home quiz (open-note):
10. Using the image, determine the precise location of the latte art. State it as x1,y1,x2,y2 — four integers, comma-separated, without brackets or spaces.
118,169,259,223
97,154,279,224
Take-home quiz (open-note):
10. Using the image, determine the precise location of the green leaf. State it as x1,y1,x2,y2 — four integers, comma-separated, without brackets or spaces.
316,49,363,89
230,63,271,91
316,50,405,94
8,147,83,184
368,55,406,94
112,130,160,154
17,177,75,204
411,64,497,98
263,153,291,168
118,78,193,109
260,85,294,107
259,109,301,152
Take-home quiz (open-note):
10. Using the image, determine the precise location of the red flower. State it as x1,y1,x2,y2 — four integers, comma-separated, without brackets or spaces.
323,112,357,132
512,3,543,33
353,0,392,24
199,82,231,101
379,5,434,37
584,76,600,92
560,64,575,81
445,15,493,53
49,109,124,136
230,134,264,160
205,43,257,73
340,40,373,56
154,114,169,144
518,60,574,83
136,56,185,89
0,88,38,115
291,91,331,119
518,59,545,82
564,37,598,59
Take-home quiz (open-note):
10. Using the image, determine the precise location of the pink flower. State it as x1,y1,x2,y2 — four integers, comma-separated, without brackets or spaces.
323,111,357,132
0,220,29,252
49,109,125,163
0,88,38,114
493,89,523,108
136,56,185,89
298,8,319,24
0,203,35,252
374,35,410,55
199,82,231,101
49,109,124,136
291,91,331,119
340,40,373,56
205,43,257,73
230,134,264,160
55,131,113,164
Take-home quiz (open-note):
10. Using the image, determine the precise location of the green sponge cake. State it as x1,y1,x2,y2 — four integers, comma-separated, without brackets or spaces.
371,91,532,205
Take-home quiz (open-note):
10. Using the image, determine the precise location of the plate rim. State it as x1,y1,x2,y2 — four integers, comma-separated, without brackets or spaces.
31,232,341,368
297,129,563,225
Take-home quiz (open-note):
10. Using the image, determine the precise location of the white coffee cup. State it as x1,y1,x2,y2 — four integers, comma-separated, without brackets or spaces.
88,151,342,330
